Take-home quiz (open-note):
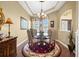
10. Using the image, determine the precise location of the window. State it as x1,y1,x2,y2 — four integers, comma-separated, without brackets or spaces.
20,17,28,30
61,20,71,32
42,19,48,35
60,9,72,32
32,20,40,32
32,18,48,36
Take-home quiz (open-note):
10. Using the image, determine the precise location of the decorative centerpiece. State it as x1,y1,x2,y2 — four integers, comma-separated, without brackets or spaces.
0,31,5,41
38,31,45,40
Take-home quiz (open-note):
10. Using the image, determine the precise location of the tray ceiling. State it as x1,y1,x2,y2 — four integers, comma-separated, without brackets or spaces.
18,1,66,16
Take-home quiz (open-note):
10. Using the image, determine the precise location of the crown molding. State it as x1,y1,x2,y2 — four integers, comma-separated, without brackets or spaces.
18,1,66,16
18,1,33,16
45,1,66,14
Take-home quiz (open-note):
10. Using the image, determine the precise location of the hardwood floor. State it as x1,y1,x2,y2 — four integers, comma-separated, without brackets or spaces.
17,40,75,57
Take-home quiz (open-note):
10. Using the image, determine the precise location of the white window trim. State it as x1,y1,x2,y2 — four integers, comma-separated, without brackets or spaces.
60,20,71,32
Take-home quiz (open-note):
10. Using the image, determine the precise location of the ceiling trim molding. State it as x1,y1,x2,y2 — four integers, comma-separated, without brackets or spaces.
45,1,59,14
18,1,33,16
45,1,66,14
18,1,66,16
24,1,34,15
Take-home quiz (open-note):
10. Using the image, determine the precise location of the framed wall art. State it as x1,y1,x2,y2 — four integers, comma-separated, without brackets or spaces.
50,21,54,28
20,17,28,30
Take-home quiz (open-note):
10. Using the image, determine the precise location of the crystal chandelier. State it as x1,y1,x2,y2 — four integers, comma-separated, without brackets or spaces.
37,1,47,41
37,1,47,19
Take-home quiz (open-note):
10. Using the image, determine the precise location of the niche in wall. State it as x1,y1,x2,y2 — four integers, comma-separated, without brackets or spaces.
60,9,72,32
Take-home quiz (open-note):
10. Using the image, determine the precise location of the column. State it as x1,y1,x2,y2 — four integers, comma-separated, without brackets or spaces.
75,2,79,57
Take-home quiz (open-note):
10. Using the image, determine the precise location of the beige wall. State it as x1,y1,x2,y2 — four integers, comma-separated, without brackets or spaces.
0,1,31,45
58,1,77,31
0,1,77,46
48,1,77,44
58,1,77,44
48,11,59,30
48,11,59,40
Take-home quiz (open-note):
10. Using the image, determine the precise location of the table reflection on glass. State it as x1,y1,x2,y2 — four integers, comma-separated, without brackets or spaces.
34,32,49,39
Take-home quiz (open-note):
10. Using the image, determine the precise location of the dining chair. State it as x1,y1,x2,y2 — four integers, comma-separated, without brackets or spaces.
27,30,33,44
30,28,37,37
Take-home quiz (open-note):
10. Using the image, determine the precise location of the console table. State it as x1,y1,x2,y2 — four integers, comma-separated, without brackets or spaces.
0,36,17,57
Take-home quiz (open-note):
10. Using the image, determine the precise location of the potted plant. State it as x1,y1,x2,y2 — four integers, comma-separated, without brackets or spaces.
68,30,75,55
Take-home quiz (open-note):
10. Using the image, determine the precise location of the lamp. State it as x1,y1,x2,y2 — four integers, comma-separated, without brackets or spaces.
5,18,13,37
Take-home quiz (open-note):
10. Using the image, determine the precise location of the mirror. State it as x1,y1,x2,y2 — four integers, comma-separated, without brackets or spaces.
0,8,5,30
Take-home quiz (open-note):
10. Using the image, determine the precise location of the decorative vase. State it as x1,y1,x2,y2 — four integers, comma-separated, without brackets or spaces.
0,35,3,41
0,31,3,41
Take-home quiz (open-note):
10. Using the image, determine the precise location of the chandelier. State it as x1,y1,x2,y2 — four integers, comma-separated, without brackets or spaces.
37,1,47,41
37,1,47,19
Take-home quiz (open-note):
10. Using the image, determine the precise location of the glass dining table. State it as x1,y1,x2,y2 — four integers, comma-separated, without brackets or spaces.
34,32,49,40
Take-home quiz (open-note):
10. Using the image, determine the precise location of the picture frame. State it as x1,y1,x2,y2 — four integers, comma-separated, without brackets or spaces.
50,21,54,27
20,17,28,30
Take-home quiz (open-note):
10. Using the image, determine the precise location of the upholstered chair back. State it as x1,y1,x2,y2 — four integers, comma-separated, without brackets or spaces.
32,29,37,37
27,30,33,43
30,29,33,37
30,29,37,37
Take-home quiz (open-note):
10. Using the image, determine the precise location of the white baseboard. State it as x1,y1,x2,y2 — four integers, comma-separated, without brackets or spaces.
17,38,68,49
56,40,68,49
17,39,27,47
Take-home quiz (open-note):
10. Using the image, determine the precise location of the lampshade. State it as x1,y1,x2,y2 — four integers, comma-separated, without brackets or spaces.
5,18,13,24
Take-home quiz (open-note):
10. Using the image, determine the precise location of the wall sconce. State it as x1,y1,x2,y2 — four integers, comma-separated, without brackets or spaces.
0,8,5,30
5,18,13,37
